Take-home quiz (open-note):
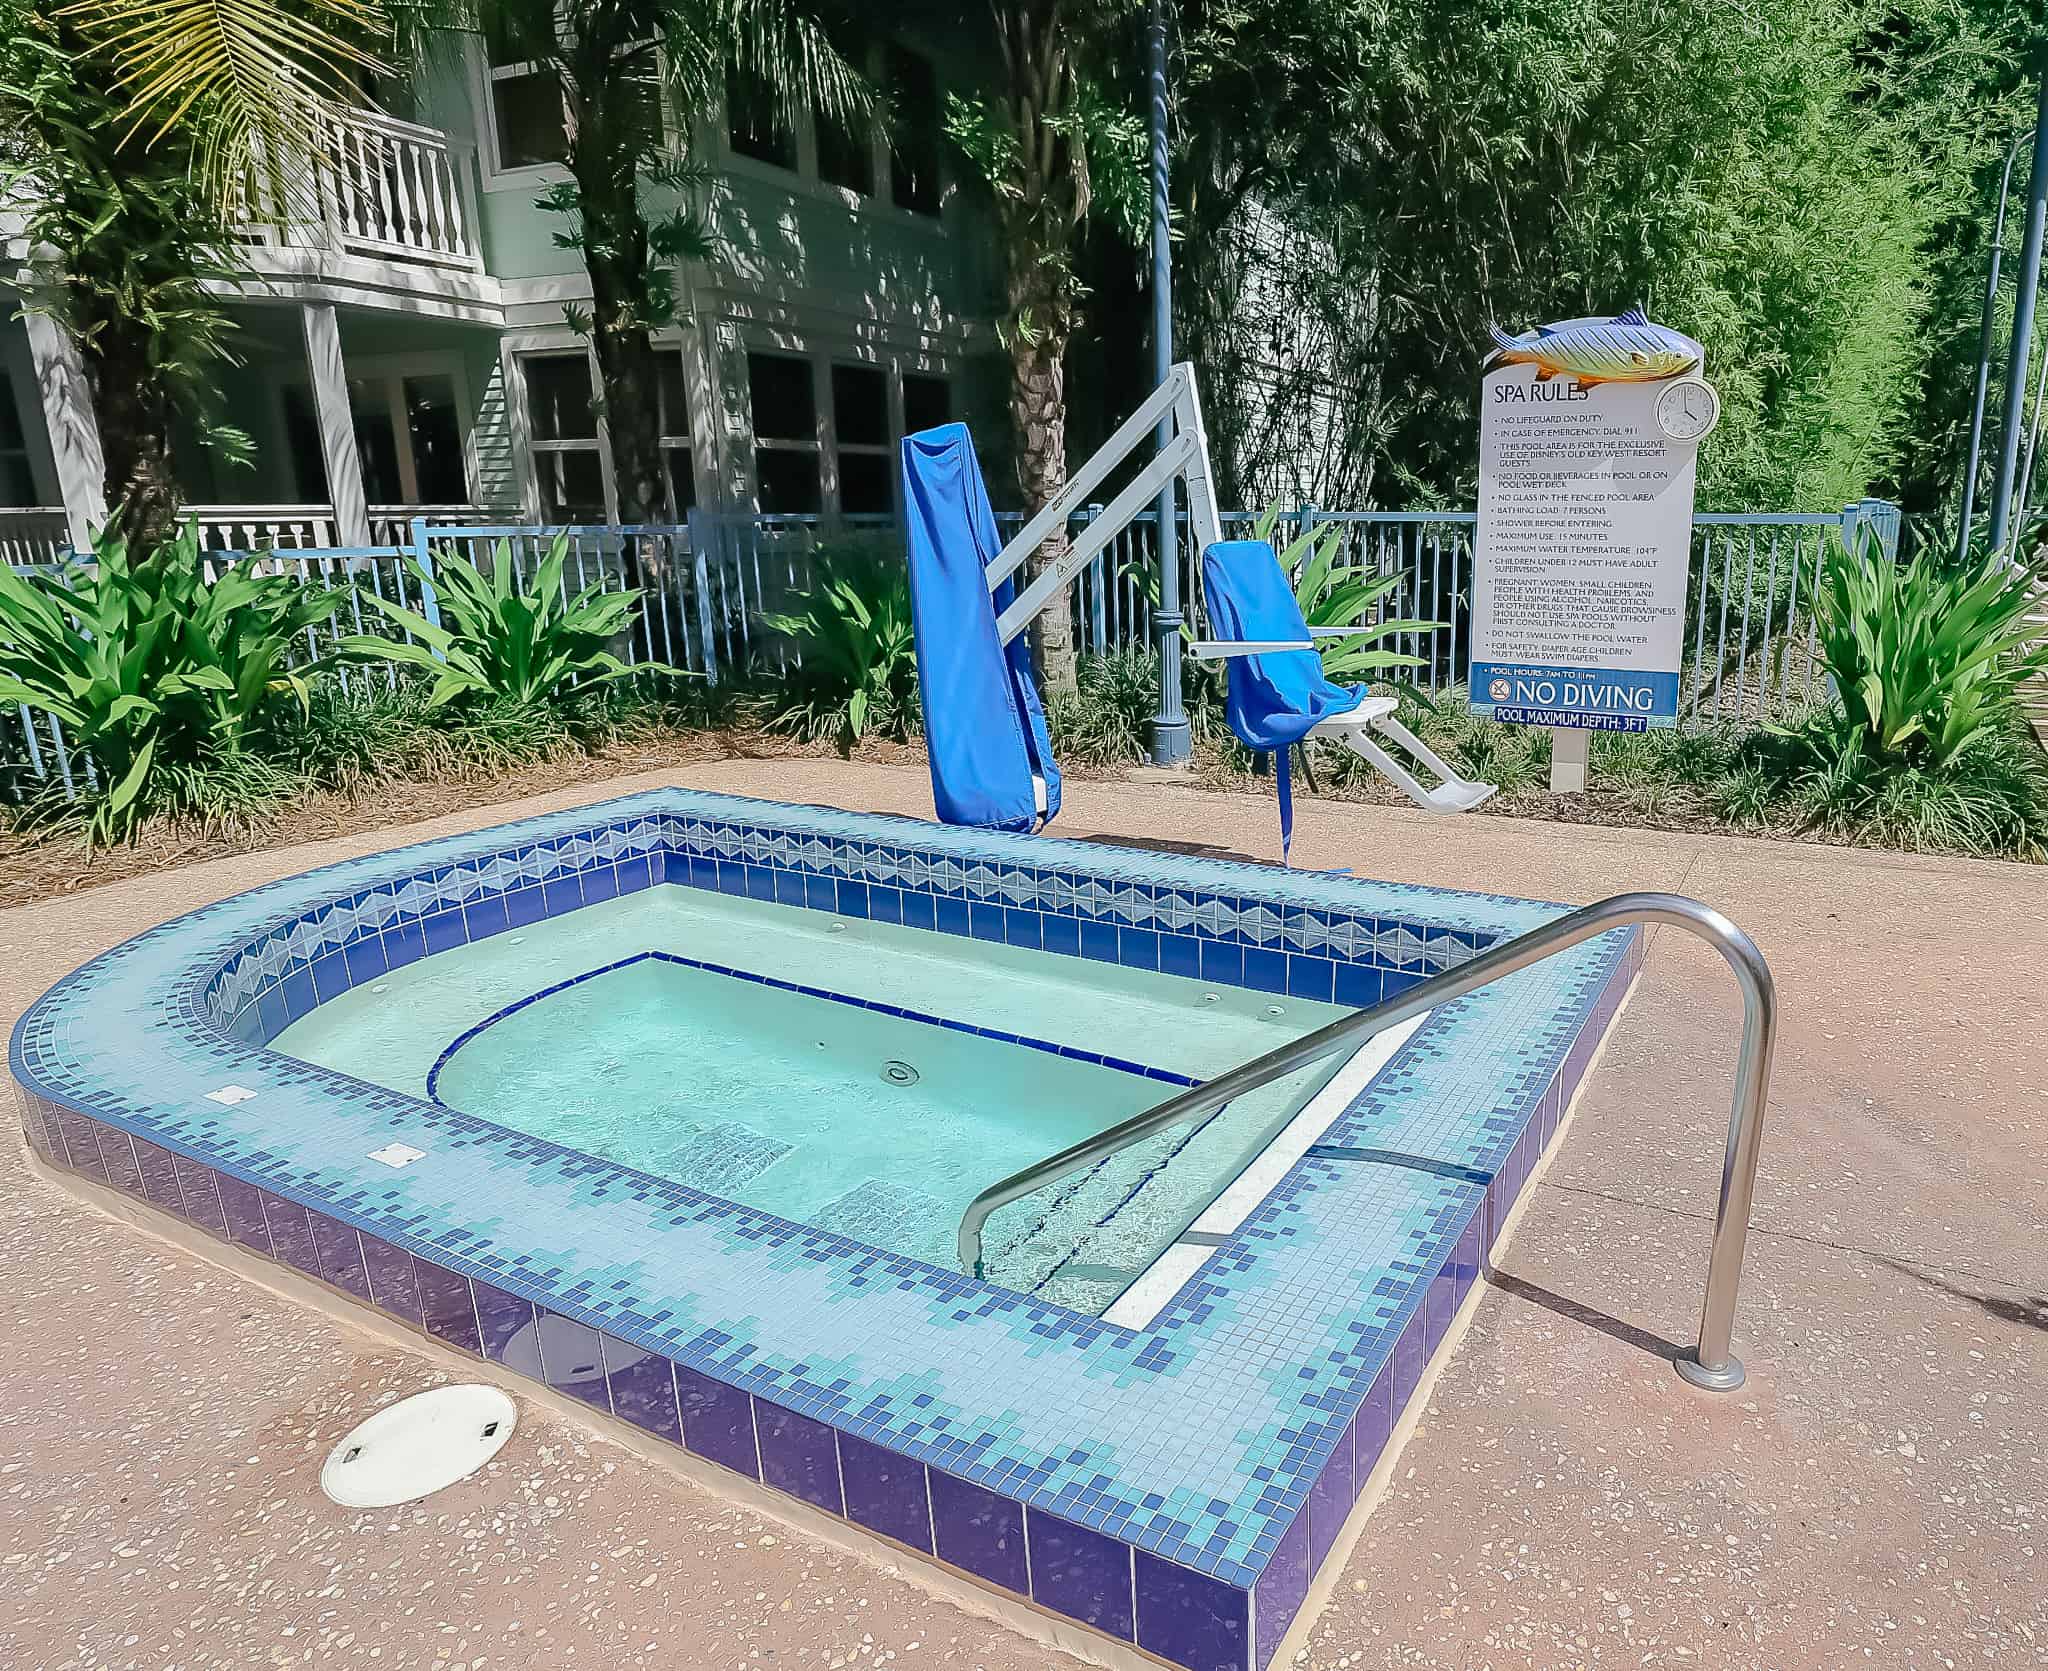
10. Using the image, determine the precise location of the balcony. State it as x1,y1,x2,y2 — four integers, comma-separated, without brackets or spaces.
241,106,484,275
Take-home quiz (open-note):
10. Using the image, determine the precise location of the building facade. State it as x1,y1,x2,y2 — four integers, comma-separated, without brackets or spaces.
0,8,1007,558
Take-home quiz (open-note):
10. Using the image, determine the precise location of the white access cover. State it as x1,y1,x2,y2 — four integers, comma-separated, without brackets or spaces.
320,1384,518,1508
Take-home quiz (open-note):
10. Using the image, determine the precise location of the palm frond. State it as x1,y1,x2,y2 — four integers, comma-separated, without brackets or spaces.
61,0,389,207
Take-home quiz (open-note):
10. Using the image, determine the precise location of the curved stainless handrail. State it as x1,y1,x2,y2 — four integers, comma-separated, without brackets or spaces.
957,891,1777,1392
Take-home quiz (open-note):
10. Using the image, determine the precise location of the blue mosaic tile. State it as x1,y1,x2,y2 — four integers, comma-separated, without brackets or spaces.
8,788,1635,1671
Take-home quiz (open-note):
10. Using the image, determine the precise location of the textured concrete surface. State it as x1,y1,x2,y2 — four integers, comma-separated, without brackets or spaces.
4,760,2044,1669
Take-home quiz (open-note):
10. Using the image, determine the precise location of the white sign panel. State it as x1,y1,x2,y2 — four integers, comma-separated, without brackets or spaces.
1470,362,1699,730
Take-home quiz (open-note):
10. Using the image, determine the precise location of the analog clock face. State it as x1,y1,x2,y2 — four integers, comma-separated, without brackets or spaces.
1656,377,1720,443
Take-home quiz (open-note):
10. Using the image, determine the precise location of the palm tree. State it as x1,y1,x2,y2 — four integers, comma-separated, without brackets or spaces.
0,0,380,554
475,0,870,528
944,1,1144,693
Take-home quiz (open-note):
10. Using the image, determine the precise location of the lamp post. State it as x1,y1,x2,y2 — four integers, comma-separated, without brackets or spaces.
1146,0,1191,765
1958,134,2025,561
1987,65,2048,563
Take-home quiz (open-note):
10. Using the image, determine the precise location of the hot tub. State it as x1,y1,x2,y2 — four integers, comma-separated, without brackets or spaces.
11,789,1639,1670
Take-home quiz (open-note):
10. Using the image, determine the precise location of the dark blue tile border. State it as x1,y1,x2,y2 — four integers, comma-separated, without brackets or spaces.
421,950,1200,1108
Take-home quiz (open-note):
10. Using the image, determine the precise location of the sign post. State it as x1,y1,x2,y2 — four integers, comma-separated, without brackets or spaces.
1468,312,1719,789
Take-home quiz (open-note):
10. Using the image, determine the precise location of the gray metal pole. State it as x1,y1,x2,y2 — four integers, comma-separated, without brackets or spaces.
1959,136,2024,561
1146,0,1191,764
1988,68,2048,561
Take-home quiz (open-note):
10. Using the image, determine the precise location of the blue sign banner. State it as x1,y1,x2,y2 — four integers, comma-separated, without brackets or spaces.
1469,662,1681,731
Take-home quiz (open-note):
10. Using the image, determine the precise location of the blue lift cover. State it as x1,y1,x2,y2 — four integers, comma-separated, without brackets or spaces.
1201,539,1369,747
900,423,1061,832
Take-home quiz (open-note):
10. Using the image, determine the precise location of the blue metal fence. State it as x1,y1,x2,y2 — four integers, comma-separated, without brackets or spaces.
4,500,1902,803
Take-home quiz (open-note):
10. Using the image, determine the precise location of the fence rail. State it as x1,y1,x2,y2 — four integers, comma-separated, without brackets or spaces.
5,500,1902,805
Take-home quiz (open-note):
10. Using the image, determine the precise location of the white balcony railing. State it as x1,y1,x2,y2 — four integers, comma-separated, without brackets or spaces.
244,106,483,273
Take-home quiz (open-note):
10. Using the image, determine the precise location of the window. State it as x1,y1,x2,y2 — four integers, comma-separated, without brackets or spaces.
350,379,405,502
887,46,942,214
831,364,892,514
728,65,796,169
523,353,608,522
403,375,469,503
485,16,568,169
815,100,874,195
0,377,37,506
280,369,472,506
903,373,951,434
747,352,820,513
657,355,698,519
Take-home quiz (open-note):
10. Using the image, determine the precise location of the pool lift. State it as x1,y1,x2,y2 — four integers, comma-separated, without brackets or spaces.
901,362,1495,852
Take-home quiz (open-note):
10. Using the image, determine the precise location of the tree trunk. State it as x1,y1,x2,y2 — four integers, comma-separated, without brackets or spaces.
1011,318,1079,695
575,153,672,659
85,310,180,558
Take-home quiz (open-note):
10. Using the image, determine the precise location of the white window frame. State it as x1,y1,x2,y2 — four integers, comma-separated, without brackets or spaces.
827,358,896,520
745,346,828,519
656,365,699,522
518,347,614,525
509,334,716,526
474,35,572,185
473,36,676,188
738,336,956,521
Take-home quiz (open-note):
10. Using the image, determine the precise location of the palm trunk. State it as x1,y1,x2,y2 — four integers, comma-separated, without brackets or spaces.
575,151,672,659
1010,302,1079,695
86,310,180,557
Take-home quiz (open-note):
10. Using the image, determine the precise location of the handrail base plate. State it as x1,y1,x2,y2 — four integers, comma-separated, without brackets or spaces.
1675,1351,1746,1392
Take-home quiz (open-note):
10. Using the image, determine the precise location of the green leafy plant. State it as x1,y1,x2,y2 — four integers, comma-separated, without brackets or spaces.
761,538,920,748
1252,503,1439,680
1046,647,1226,767
0,523,339,841
1806,532,2048,768
339,535,679,708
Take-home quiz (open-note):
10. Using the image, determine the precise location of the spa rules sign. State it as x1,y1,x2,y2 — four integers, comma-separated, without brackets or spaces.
1470,313,1712,731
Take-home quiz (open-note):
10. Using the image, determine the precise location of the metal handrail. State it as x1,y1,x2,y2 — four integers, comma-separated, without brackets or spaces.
956,891,1777,1393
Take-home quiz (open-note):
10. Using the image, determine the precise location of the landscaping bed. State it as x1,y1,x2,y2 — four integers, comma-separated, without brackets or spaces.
6,528,2044,910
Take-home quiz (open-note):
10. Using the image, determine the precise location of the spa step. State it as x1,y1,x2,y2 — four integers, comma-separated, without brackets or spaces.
812,1177,958,1269
662,1122,794,1196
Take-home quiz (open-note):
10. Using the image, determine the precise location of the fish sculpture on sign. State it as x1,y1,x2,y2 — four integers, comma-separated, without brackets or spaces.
1484,309,1704,388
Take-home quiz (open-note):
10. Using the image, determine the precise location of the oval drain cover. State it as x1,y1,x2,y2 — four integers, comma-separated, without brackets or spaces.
880,1060,920,1086
321,1384,517,1508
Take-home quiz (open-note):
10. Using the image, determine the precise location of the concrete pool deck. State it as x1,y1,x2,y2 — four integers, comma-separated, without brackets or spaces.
3,758,2043,1669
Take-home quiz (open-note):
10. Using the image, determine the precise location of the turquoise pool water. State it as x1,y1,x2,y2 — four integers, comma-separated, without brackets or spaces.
277,888,1349,1311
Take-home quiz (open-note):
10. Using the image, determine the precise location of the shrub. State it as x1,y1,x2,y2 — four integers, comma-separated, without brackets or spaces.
1809,534,2048,769
341,535,679,708
261,678,614,793
1046,648,1228,767
1251,502,1438,680
761,536,920,748
0,524,339,842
